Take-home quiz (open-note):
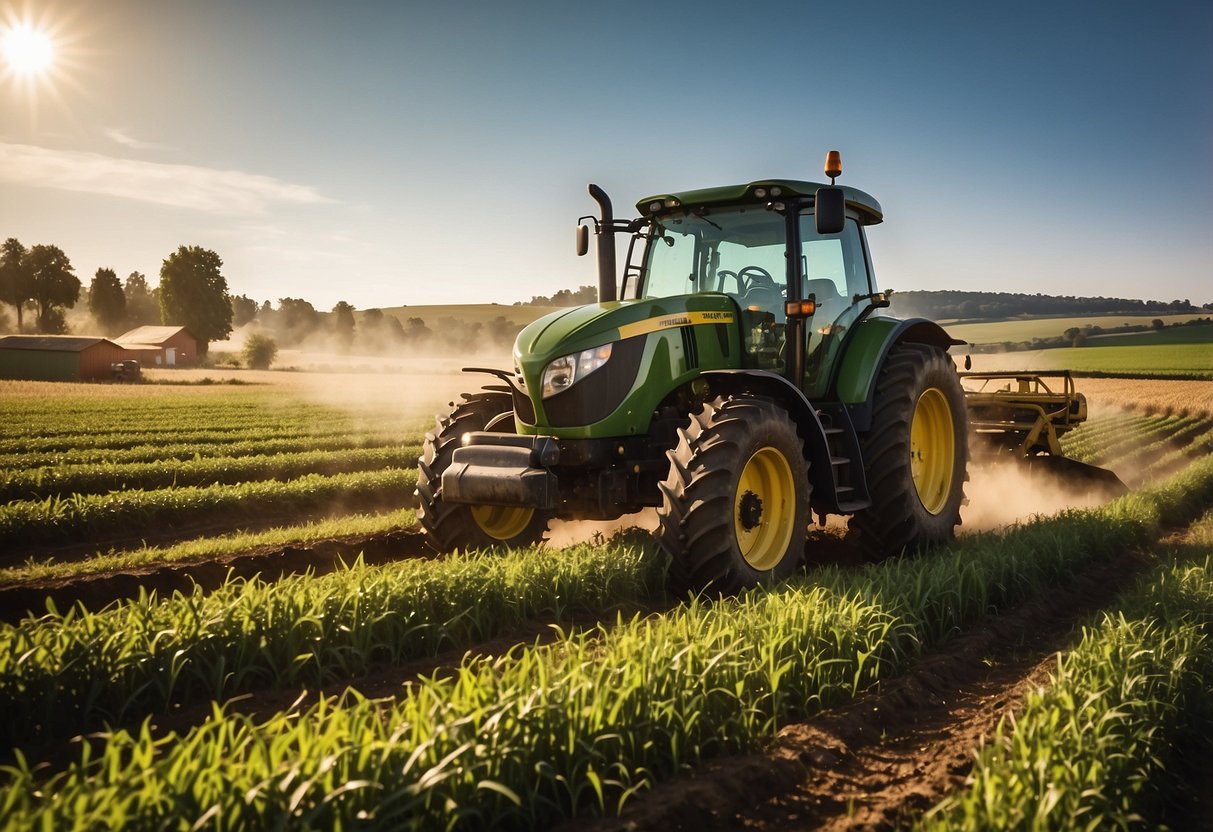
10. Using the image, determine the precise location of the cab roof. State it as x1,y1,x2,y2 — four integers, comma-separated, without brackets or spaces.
636,179,883,226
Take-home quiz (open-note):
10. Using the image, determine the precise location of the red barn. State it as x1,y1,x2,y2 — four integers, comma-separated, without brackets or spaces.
116,326,200,366
0,335,133,381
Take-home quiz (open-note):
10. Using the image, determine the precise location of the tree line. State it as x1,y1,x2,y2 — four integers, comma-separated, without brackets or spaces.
233,298,526,357
888,290,1210,321
0,238,235,354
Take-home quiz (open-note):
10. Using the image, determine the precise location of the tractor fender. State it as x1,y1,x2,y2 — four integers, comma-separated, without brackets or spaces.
834,317,962,432
697,369,839,501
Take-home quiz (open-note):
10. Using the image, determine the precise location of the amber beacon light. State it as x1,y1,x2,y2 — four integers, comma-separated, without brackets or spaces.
824,150,842,183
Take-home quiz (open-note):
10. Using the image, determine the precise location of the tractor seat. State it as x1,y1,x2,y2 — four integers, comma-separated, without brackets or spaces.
805,278,844,305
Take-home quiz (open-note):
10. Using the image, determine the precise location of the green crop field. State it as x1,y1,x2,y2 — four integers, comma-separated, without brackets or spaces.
941,313,1208,345
3,360,1213,830
1084,321,1213,347
970,342,1213,379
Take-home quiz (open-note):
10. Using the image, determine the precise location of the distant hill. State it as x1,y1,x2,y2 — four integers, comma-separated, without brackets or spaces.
888,290,1207,322
370,303,562,328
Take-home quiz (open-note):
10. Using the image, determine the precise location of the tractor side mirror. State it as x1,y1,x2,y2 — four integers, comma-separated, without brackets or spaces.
575,224,589,257
815,187,846,235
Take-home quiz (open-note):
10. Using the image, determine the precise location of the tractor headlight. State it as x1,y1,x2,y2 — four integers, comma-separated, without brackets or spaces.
541,343,613,399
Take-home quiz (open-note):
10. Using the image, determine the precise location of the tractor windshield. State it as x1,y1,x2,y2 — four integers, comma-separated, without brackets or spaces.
635,206,787,315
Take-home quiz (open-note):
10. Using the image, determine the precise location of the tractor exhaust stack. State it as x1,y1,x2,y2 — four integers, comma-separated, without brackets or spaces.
587,184,617,303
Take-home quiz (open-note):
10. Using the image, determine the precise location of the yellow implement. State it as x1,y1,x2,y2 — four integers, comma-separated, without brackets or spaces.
961,370,1127,494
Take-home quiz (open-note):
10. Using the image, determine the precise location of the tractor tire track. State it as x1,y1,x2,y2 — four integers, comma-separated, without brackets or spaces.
571,549,1151,832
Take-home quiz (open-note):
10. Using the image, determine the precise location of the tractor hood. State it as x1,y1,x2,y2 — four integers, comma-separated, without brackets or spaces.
510,293,741,438
514,295,738,366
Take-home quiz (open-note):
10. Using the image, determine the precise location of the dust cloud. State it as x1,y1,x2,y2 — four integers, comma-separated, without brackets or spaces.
545,509,659,548
960,461,1117,532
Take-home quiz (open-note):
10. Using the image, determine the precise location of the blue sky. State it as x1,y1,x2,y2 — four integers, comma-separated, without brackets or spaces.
1,0,1209,310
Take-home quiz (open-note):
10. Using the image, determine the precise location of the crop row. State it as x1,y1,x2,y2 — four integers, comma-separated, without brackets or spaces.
0,433,416,469
0,405,355,437
921,548,1213,829
1082,414,1207,467
0,468,418,549
0,507,419,587
3,457,1212,828
1061,411,1194,463
0,425,406,455
0,444,422,502
1138,426,1213,482
0,533,663,745
1111,417,1213,475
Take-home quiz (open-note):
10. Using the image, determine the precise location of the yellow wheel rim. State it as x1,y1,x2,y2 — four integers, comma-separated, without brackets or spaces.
733,447,797,570
470,505,534,541
910,387,955,515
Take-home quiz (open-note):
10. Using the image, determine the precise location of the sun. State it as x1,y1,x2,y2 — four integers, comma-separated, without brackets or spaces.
2,23,53,75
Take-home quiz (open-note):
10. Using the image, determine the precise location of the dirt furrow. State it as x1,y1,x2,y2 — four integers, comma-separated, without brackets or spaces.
572,550,1150,832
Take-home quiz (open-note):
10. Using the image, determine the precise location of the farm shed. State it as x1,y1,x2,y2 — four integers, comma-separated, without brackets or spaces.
0,335,131,381
115,325,199,366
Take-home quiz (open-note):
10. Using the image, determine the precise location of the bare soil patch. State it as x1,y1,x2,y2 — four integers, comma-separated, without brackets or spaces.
571,550,1151,832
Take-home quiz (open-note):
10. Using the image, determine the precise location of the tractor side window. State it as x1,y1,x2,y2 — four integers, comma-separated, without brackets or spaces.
798,216,871,301
641,222,697,298
804,240,846,298
798,214,873,397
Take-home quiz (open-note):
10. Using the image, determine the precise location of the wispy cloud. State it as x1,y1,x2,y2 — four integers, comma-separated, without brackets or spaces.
103,128,166,152
0,142,331,214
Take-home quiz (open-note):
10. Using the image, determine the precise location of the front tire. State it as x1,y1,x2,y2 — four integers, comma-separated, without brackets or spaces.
848,343,968,560
416,391,550,552
658,397,811,594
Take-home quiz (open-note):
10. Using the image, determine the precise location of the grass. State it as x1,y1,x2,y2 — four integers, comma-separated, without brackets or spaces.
0,534,664,747
4,457,1212,828
920,528,1213,829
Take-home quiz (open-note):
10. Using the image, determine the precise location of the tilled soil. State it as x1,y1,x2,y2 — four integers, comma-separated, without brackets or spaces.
0,528,431,623
569,550,1151,832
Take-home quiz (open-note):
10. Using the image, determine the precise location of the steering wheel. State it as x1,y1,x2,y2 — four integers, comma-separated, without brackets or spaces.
737,265,776,293
736,266,783,312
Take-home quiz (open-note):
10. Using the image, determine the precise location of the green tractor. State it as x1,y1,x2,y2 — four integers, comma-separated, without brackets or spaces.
417,151,969,593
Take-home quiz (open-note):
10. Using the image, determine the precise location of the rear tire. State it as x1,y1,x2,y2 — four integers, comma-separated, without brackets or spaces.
658,397,810,594
416,391,550,552
848,343,968,560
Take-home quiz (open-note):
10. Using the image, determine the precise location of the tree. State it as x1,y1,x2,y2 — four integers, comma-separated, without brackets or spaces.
0,238,33,330
231,294,258,328
1151,318,1165,331
159,246,233,355
276,298,320,345
123,271,160,327
88,268,126,334
25,244,80,334
242,332,278,369
332,301,356,351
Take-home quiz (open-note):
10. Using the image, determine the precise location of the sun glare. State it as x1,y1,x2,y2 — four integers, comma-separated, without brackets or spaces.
2,23,53,75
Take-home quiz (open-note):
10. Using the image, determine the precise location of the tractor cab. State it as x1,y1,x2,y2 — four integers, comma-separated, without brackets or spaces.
622,179,886,398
